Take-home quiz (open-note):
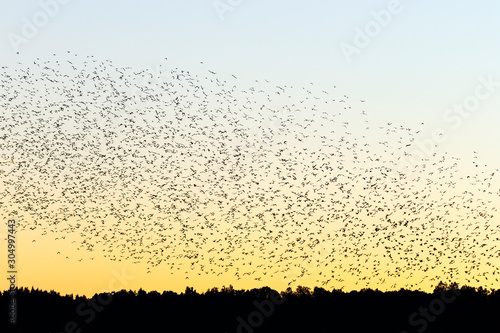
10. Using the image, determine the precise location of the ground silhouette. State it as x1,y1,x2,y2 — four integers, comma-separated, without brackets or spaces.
2,282,500,332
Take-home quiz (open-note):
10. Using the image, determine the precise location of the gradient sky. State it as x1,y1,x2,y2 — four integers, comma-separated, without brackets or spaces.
1,1,500,297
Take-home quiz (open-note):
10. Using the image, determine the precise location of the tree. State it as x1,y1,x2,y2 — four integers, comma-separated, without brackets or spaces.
184,286,197,295
433,281,448,293
313,287,329,297
221,284,234,295
295,285,311,296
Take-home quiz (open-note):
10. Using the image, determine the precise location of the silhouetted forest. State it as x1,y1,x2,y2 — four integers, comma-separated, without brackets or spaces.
2,282,500,333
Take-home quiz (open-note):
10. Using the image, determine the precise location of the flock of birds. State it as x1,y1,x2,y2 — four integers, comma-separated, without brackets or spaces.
1,53,499,291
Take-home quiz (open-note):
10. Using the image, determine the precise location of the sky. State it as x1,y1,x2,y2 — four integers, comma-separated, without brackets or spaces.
1,0,500,297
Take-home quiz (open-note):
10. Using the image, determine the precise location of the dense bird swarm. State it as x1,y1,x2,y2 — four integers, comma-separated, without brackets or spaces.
1,54,499,291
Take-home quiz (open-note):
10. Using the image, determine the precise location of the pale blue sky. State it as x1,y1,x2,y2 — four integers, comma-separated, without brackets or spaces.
1,0,500,296
1,0,499,157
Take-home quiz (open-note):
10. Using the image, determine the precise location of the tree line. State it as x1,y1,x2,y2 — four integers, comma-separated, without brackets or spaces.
1,282,499,333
